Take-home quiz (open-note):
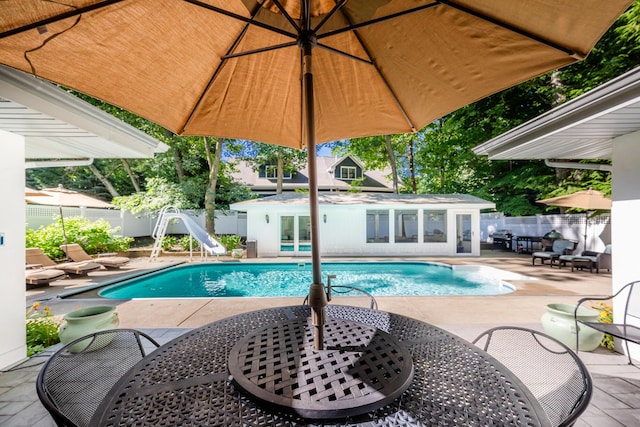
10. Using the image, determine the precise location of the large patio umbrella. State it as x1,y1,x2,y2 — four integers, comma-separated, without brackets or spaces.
537,188,612,211
0,0,630,349
537,188,612,249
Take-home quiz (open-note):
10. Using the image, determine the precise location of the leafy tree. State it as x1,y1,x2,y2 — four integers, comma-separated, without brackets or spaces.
111,177,191,214
236,142,308,194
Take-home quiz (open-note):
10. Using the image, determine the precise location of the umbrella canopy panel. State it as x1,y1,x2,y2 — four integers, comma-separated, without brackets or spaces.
25,186,113,208
0,0,632,149
537,189,612,211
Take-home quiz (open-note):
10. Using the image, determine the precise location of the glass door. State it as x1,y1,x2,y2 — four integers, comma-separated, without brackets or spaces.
298,216,311,253
280,215,311,254
280,216,294,253
456,214,472,254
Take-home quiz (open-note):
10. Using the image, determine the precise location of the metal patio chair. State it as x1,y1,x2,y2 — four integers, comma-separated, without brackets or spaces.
36,328,160,427
473,326,592,427
575,280,640,365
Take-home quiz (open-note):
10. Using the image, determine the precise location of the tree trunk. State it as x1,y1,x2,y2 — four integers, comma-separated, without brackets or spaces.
204,137,223,234
88,164,119,198
276,151,284,194
120,159,140,193
173,148,185,183
408,139,417,194
385,135,399,194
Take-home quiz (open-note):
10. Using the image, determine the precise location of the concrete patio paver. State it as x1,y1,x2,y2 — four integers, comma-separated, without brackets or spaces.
2,250,637,426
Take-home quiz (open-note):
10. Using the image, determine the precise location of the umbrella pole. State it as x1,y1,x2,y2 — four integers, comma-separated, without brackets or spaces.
301,34,327,351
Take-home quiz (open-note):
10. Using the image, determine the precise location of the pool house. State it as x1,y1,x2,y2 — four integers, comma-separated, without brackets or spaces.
231,193,495,257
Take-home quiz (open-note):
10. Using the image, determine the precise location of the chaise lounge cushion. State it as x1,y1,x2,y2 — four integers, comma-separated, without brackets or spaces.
60,243,130,269
532,239,575,266
25,268,66,286
25,248,102,276
558,244,612,273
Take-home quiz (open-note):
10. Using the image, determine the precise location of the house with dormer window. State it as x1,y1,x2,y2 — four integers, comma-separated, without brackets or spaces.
229,155,393,196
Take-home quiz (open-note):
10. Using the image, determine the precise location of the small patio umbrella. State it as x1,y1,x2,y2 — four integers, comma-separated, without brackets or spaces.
25,185,113,208
0,1,630,349
537,188,612,249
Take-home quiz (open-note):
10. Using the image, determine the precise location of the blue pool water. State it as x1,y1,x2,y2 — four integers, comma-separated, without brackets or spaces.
98,262,520,299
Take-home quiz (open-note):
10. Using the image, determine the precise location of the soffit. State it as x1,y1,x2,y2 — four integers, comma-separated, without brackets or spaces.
0,65,168,160
473,66,640,160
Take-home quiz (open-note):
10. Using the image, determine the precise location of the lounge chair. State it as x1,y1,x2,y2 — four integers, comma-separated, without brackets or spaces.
25,268,66,286
60,243,130,269
25,248,102,276
558,244,612,273
531,239,576,267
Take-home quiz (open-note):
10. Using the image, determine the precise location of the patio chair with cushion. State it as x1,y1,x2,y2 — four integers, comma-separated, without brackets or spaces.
60,243,130,270
558,244,612,273
25,267,66,286
25,248,102,276
574,281,640,365
36,328,160,427
473,326,592,427
531,239,576,267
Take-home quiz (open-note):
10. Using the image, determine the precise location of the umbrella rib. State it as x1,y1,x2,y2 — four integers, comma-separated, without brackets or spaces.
179,0,271,134
185,0,298,40
320,7,418,133
315,43,373,65
222,42,298,60
269,0,301,33
312,0,348,34
318,2,439,40
439,0,579,58
0,0,122,39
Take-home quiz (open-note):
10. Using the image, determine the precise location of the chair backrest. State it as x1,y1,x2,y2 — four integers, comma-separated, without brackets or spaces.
622,281,640,321
36,329,160,427
25,248,57,267
473,326,592,427
552,239,575,254
303,285,378,310
60,244,92,262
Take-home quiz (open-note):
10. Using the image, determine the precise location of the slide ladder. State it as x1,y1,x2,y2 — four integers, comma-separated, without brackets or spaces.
150,206,227,261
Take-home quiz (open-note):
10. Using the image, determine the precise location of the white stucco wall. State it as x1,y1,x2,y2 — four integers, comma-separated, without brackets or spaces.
244,203,482,258
0,129,26,369
611,129,640,361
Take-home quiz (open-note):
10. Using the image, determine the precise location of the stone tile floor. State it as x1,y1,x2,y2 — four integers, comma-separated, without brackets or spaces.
1,327,638,426
2,251,638,426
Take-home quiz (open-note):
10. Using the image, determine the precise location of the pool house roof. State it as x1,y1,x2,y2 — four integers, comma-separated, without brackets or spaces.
231,193,495,210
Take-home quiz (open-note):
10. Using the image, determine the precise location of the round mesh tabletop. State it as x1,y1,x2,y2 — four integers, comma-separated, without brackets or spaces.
228,316,414,419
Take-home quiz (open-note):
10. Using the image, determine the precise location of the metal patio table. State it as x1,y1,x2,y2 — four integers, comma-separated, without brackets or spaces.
91,305,551,426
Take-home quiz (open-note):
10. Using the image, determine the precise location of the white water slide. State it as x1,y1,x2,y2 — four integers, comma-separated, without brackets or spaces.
150,206,226,261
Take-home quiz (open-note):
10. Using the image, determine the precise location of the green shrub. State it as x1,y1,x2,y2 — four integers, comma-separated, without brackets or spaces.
26,217,132,260
179,235,201,251
217,234,242,251
26,302,61,357
161,235,178,251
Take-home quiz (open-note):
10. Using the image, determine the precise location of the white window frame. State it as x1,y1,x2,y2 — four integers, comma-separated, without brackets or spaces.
265,165,292,179
340,166,358,180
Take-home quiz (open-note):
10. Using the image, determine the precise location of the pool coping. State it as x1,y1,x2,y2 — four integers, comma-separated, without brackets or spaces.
63,259,531,300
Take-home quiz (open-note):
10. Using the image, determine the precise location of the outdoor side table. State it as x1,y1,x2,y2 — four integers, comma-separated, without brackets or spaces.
572,257,594,272
91,305,551,426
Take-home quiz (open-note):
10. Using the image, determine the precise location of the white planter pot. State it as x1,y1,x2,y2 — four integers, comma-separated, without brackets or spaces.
541,303,604,351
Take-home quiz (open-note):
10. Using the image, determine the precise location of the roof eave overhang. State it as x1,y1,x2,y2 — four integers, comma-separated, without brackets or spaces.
473,66,640,160
0,65,168,159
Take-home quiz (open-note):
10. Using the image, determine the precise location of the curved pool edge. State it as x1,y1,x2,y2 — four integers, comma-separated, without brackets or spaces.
91,260,530,300
57,261,186,300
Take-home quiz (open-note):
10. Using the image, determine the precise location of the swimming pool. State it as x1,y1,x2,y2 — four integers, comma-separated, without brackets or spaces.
98,261,525,299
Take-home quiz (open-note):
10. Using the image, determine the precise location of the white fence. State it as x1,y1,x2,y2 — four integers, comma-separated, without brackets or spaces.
25,205,247,238
26,204,610,253
480,212,611,253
